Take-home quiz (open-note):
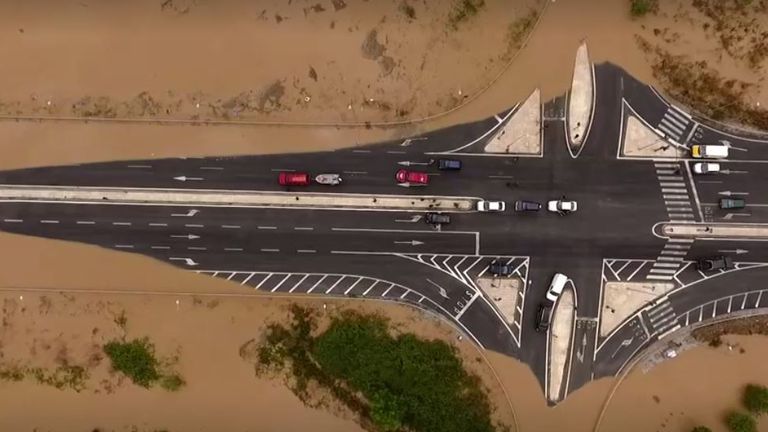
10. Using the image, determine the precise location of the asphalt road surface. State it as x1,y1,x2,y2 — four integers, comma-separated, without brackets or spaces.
0,63,766,401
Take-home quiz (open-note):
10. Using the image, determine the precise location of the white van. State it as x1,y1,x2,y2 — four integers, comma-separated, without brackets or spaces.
545,273,568,302
691,144,728,159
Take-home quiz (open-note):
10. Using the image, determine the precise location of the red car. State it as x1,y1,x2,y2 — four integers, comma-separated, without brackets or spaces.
395,169,429,185
278,172,310,186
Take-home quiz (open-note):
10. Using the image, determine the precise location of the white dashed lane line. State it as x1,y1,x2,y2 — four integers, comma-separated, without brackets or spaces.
185,224,204,228
188,247,207,251
151,246,171,250
297,249,317,253
112,222,132,226
149,223,168,227
221,225,241,229
224,248,243,252
260,248,280,253
294,227,314,231
258,226,277,230
3,219,23,223
76,220,95,225
40,220,59,224
114,244,134,249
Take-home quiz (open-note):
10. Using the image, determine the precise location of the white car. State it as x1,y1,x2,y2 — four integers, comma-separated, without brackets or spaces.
547,199,578,214
545,273,568,302
692,162,720,174
476,200,506,212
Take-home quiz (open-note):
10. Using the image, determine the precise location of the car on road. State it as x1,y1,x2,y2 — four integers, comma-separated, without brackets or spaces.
395,169,429,185
477,200,506,212
514,200,541,212
719,197,746,209
425,212,450,225
692,162,721,174
545,273,568,302
696,255,733,272
314,173,342,185
547,199,578,215
535,304,553,332
488,260,513,277
437,159,462,170
691,144,729,159
278,172,311,186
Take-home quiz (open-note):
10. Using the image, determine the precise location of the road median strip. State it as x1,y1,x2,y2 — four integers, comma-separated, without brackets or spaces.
662,222,768,239
0,184,477,212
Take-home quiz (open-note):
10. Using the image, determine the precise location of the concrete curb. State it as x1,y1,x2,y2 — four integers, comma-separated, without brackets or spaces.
661,222,768,239
0,184,479,212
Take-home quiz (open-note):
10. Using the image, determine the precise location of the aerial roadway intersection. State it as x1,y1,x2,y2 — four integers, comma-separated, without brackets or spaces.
0,62,767,402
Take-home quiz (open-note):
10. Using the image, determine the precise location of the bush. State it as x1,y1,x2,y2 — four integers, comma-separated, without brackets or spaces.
744,384,768,415
159,374,186,392
630,0,658,17
692,427,712,432
726,411,757,432
103,338,160,387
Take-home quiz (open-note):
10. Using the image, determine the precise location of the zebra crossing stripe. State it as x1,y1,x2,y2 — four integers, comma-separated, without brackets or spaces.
655,163,679,168
647,274,673,280
650,268,677,274
658,256,684,262
654,262,681,268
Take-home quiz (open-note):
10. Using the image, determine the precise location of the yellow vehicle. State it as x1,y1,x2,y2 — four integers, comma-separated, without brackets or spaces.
691,144,728,159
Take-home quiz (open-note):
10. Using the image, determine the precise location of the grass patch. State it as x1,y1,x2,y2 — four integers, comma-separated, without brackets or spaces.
504,8,539,58
0,364,88,391
399,1,416,20
255,305,504,432
630,0,658,17
448,0,486,29
726,411,757,432
103,337,184,391
743,384,768,416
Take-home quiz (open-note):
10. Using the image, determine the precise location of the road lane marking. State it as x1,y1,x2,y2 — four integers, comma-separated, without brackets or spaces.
255,274,273,290
343,171,368,175
127,165,152,168
661,188,688,193
344,278,363,295
224,248,243,252
3,219,23,223
289,274,310,293
185,224,204,228
258,226,277,230
199,166,224,170
488,175,515,179
40,220,59,224
325,276,346,294
150,246,170,250
114,244,134,249
381,284,393,297
222,225,241,229
627,262,647,280
660,182,686,187
260,248,279,252
149,223,168,227
188,247,207,251
307,275,327,293
363,281,379,296
683,161,705,221
270,168,295,172
270,274,292,292
112,222,132,226
386,150,406,154
294,227,314,231
297,249,316,253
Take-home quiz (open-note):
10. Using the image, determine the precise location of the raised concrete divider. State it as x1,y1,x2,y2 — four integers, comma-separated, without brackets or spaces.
567,41,594,152
484,88,541,155
548,288,575,404
0,184,478,212
662,223,768,239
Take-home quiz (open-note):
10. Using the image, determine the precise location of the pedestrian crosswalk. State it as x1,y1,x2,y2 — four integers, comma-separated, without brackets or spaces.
654,162,696,222
644,297,680,337
657,106,692,143
647,238,694,281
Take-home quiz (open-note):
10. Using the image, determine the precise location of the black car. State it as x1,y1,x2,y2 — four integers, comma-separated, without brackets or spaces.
488,260,513,276
697,255,733,272
425,212,450,225
437,159,462,170
536,304,553,332
719,198,746,209
514,200,542,212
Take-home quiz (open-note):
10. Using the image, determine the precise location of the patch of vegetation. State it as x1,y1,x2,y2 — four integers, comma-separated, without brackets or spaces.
503,8,539,58
399,1,416,19
726,411,757,432
691,0,768,69
743,384,768,415
692,427,712,432
113,309,128,330
630,0,658,17
635,36,768,131
693,315,768,345
0,364,88,391
103,337,184,391
448,0,486,29
254,305,504,432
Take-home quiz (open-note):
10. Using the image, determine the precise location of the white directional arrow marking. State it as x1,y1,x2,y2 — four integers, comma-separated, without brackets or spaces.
576,333,587,363
721,169,748,175
400,137,427,147
610,337,635,359
426,278,449,299
718,248,749,255
718,191,750,196
170,234,200,240
394,240,424,246
169,257,198,266
397,160,433,167
395,215,423,223
723,213,751,220
171,209,199,217
173,176,204,181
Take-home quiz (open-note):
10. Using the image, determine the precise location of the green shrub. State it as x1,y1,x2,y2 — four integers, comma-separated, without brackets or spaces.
630,0,658,17
744,384,768,415
726,411,757,432
159,374,185,392
103,338,160,387
692,426,712,432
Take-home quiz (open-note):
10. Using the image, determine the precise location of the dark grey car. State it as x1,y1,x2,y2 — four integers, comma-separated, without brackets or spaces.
719,198,746,209
536,304,553,332
514,200,542,212
425,212,450,225
488,260,513,276
437,159,462,170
